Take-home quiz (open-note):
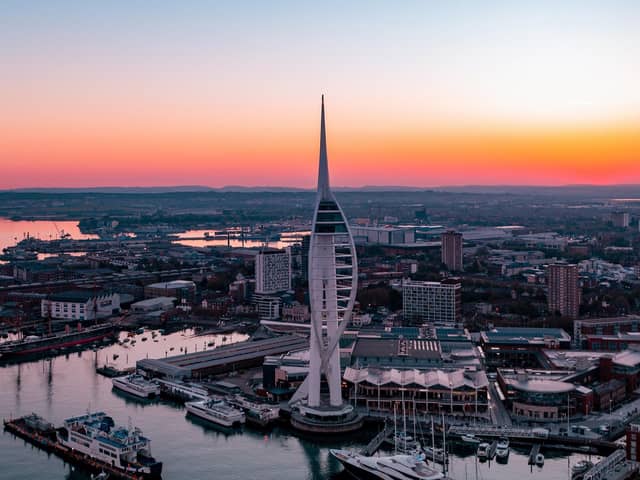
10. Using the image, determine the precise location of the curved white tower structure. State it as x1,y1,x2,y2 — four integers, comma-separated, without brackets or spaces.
290,97,362,433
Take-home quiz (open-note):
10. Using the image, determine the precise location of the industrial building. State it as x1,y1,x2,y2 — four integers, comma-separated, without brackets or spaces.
137,335,308,379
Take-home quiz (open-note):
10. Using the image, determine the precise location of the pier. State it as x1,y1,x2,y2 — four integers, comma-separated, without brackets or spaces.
487,440,498,460
361,422,394,456
448,425,620,456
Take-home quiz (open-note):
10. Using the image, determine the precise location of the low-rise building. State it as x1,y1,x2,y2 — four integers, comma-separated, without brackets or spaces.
131,296,176,313
144,280,196,299
480,327,571,368
41,290,120,321
344,367,489,417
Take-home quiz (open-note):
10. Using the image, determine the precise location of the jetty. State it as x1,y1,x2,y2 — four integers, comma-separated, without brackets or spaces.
361,422,395,456
448,425,619,456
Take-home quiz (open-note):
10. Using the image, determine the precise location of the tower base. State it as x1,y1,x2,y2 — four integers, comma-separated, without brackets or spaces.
290,403,363,434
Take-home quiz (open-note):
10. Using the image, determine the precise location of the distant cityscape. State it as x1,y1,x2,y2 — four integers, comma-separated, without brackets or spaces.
2,101,640,480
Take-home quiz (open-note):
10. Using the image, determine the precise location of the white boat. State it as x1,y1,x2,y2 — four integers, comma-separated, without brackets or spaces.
571,460,594,479
58,412,162,478
423,446,447,464
495,437,510,461
229,395,280,427
330,449,444,480
535,453,545,466
393,431,422,454
477,442,490,460
461,434,481,445
185,398,246,428
112,374,160,399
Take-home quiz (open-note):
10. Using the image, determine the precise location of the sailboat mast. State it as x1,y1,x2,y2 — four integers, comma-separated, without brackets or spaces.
431,417,436,463
402,388,407,452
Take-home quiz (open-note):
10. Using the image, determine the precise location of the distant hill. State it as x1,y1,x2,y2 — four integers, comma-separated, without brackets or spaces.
3,184,640,197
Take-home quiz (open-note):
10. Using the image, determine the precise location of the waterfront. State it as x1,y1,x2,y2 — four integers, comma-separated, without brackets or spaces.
0,218,308,253
1,329,599,480
0,218,97,252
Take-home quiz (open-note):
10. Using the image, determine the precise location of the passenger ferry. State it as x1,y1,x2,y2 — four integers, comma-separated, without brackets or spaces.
112,374,160,399
185,398,246,428
57,412,162,478
228,395,280,427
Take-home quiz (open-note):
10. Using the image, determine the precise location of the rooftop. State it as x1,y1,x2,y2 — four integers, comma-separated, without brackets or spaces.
146,280,195,290
510,378,574,394
344,366,488,390
352,337,441,360
481,327,571,345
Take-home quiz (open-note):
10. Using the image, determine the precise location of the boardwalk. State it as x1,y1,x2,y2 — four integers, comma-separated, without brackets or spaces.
361,422,394,456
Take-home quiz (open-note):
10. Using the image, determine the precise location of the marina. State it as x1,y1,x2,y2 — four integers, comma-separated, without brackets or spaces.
0,328,622,480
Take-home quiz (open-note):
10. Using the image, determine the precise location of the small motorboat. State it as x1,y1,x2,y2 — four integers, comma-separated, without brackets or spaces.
477,442,490,461
572,460,594,479
461,434,481,445
496,436,509,462
535,453,545,466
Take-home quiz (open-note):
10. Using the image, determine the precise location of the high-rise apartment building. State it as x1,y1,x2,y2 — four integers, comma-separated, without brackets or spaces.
441,230,463,271
612,211,630,228
255,249,291,294
548,263,580,319
403,278,461,326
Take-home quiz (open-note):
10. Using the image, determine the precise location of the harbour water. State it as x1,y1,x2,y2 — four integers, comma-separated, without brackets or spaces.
0,218,97,252
0,217,308,252
1,328,598,480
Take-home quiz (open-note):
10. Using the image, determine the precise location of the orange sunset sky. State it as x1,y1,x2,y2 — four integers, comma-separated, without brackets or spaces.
1,1,639,189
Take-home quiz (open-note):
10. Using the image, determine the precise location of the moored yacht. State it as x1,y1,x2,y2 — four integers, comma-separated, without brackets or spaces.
112,374,160,399
477,442,490,461
330,449,444,480
461,433,481,445
57,412,162,478
185,397,246,428
422,446,447,464
495,437,509,462
571,460,594,480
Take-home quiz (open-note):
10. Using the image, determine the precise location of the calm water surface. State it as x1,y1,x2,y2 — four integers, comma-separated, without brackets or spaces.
0,218,97,251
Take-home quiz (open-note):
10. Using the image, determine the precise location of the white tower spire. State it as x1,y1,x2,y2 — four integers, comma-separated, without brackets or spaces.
290,97,359,414
317,94,332,201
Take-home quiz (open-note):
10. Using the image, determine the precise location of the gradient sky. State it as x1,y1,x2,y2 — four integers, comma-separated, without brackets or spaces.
1,0,639,188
